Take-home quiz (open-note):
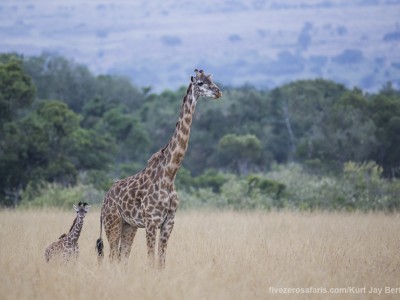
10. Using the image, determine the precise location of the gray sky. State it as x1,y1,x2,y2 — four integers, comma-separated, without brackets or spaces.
1,0,399,91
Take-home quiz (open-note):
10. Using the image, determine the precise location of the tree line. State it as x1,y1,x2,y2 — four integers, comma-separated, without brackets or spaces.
1,52,399,209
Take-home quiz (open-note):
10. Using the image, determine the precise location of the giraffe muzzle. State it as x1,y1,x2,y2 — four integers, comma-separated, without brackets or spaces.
214,90,222,99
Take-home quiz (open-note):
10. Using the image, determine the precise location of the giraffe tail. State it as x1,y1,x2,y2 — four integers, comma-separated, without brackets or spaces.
44,247,51,263
95,214,104,263
96,238,104,259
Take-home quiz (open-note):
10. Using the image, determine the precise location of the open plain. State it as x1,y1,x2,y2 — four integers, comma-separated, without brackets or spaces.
1,209,400,299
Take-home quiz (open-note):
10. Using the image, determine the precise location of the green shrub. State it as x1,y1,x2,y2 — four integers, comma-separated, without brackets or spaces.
247,174,286,198
17,163,400,212
195,169,230,193
20,183,103,209
80,170,114,192
342,161,390,211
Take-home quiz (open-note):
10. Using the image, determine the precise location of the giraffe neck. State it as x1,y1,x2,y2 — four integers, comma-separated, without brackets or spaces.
67,214,84,244
163,83,198,181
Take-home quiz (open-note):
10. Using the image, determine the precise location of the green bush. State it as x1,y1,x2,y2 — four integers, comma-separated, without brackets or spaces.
342,161,391,211
195,169,230,193
15,163,400,212
178,175,275,211
247,174,286,198
80,170,114,192
265,162,400,211
20,183,103,209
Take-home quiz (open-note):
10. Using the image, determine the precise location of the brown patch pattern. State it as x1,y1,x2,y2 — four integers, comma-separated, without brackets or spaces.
97,70,221,268
44,203,89,263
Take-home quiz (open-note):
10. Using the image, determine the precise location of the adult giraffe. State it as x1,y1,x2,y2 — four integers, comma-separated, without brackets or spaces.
96,69,222,268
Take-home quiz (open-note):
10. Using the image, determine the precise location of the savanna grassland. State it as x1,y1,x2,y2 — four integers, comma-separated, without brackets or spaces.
1,209,400,300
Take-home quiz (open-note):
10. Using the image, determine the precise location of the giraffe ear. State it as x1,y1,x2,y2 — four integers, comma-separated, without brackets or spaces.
191,76,195,83
73,204,78,212
194,69,201,79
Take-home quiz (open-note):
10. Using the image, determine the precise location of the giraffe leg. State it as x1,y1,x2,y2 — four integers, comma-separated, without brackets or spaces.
158,192,179,269
44,246,52,263
104,207,123,262
69,244,79,262
62,250,72,263
158,214,175,269
119,222,138,264
73,244,79,261
145,221,158,267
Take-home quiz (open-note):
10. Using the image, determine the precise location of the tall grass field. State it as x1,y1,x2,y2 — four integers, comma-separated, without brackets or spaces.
1,209,400,299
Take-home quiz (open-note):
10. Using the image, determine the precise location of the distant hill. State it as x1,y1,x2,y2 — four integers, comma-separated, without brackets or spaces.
1,0,399,91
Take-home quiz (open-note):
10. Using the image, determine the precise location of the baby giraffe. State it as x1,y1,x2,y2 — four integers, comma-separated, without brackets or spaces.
44,202,90,263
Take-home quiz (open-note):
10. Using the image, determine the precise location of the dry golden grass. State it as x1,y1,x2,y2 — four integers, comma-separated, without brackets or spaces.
1,209,400,300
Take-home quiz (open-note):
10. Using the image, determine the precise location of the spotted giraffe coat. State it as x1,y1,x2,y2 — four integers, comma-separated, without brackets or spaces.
44,203,89,263
96,70,222,268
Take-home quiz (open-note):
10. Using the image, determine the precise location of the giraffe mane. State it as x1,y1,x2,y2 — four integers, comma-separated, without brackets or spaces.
56,205,82,239
182,83,193,103
146,82,194,167
68,216,78,233
146,147,166,165
68,202,89,232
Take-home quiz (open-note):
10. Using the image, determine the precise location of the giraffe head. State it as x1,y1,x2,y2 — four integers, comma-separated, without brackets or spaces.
191,69,222,99
73,202,90,217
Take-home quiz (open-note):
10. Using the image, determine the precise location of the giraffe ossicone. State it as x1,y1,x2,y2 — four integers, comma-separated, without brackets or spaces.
96,69,222,268
44,202,89,263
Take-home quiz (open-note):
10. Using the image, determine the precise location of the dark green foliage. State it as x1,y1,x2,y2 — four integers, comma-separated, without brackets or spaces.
217,134,262,175
247,174,286,199
23,54,94,113
176,168,229,193
1,52,400,210
0,100,114,205
23,54,145,113
195,169,229,193
0,54,35,125
368,86,400,177
80,170,114,192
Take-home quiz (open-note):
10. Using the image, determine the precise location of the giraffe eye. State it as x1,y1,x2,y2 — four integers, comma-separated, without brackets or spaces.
198,82,203,86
